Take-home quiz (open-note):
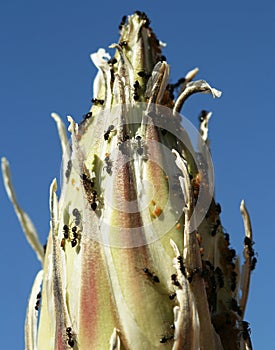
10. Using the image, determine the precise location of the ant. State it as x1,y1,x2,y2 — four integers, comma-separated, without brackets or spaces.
198,110,209,123
65,160,72,179
104,125,115,141
71,226,78,248
135,136,144,155
133,80,140,101
91,190,98,211
91,98,104,105
240,321,251,340
143,268,160,283
137,71,151,79
83,112,92,120
177,255,186,277
104,153,112,175
251,256,257,270
118,15,127,30
72,208,81,226
66,327,75,348
171,274,180,287
160,335,173,343
231,271,238,292
63,225,69,239
34,291,41,311
107,57,117,65
211,219,221,236
119,40,127,48
169,292,176,300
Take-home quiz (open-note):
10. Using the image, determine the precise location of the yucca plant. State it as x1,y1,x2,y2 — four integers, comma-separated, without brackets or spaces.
2,11,256,350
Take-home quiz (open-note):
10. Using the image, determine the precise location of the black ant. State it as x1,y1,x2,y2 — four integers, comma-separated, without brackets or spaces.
104,125,115,141
65,160,72,179
34,291,41,311
63,225,69,239
231,271,238,292
133,80,140,101
91,190,98,211
135,136,144,155
104,153,112,175
71,226,78,248
177,255,186,277
137,71,151,79
83,112,92,120
143,268,160,283
118,15,127,30
119,40,127,48
169,292,176,300
198,110,209,123
240,321,251,340
72,208,81,226
118,134,130,155
66,327,75,348
251,256,257,270
160,335,173,343
91,98,104,105
107,57,117,65
171,274,180,287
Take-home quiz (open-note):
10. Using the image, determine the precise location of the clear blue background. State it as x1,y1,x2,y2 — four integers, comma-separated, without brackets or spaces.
1,1,274,348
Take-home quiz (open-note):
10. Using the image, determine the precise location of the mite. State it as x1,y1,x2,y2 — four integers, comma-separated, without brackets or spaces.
104,154,112,174
104,125,115,141
143,268,160,283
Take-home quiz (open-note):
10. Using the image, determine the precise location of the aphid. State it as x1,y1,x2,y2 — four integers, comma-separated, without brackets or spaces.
171,274,180,287
66,327,75,348
118,15,127,30
91,190,98,211
104,153,112,175
65,160,72,179
143,268,160,283
251,256,257,270
160,335,173,343
135,135,144,155
153,206,162,217
91,98,104,105
169,292,176,300
63,225,69,239
104,125,115,141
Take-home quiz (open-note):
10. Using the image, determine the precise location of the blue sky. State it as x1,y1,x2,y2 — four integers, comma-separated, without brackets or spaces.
0,0,274,348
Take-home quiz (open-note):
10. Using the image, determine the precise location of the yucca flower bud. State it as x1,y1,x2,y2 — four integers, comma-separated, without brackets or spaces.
2,11,255,350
